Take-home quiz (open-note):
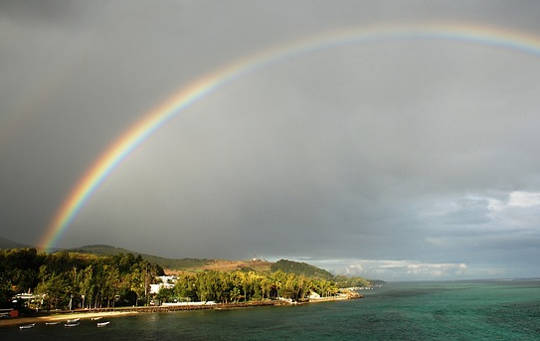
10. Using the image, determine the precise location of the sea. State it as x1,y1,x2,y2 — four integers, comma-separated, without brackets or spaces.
2,280,539,340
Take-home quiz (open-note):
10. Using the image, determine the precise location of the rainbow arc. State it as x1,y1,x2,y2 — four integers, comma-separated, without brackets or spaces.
39,22,540,251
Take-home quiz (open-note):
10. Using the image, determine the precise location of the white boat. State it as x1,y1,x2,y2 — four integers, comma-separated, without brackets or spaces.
66,318,80,323
19,323,35,329
97,321,110,327
45,321,60,326
64,322,80,327
91,316,102,321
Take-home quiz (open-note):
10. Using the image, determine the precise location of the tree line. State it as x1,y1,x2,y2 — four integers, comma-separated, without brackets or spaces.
0,248,372,310
156,270,340,304
0,248,163,310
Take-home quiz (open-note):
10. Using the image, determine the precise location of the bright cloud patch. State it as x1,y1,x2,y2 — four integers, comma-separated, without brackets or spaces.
485,191,540,230
508,191,540,208
422,191,540,231
344,260,467,278
300,258,469,280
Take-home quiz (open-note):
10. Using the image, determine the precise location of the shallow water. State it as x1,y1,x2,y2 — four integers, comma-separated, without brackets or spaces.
2,280,540,340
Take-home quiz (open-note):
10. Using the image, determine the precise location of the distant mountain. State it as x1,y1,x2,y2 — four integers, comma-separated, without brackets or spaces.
270,259,335,280
0,236,31,249
68,244,212,270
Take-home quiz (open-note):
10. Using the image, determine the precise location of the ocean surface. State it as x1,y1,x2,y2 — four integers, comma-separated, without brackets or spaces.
2,280,540,340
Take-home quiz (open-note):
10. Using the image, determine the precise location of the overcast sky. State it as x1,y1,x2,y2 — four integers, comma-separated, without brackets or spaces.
2,0,540,280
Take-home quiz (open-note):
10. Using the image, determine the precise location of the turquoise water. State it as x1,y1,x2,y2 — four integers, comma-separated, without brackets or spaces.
3,280,540,340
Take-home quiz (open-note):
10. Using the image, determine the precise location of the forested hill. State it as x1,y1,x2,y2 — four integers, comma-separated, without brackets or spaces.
70,246,336,278
270,259,334,280
1,239,371,284
68,245,211,270
0,236,30,249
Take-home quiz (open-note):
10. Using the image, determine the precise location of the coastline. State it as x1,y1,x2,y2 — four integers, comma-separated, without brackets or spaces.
0,311,138,327
1,295,363,328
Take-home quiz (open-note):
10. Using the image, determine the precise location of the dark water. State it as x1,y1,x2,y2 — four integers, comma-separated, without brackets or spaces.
3,280,540,340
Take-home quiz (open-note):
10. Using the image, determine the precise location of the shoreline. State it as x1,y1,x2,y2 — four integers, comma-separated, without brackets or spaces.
1,295,363,328
0,311,138,327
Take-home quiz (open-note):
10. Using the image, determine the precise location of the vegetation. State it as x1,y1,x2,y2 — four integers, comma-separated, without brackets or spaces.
334,275,371,288
156,270,339,304
0,247,375,311
0,248,163,309
69,245,211,270
270,259,334,280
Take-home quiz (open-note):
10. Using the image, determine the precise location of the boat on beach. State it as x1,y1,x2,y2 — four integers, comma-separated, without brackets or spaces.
91,316,102,320
19,323,35,329
66,318,80,323
45,321,61,325
64,322,80,327
97,321,110,327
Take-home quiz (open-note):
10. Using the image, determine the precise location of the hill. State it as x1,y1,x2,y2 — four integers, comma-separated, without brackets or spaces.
1,242,367,283
197,259,272,273
0,236,30,249
69,245,276,273
68,244,211,270
270,259,334,280
67,246,336,280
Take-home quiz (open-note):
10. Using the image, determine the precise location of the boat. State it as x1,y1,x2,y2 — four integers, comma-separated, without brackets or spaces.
64,322,80,327
19,323,35,329
91,316,102,321
66,318,80,323
45,321,61,326
97,321,110,327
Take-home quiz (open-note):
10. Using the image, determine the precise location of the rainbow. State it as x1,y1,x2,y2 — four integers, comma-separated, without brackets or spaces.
39,22,540,251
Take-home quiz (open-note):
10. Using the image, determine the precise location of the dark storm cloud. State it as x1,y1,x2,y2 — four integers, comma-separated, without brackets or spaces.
2,0,540,279
0,0,90,23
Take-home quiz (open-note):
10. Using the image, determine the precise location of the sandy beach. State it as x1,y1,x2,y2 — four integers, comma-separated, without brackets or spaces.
0,311,138,327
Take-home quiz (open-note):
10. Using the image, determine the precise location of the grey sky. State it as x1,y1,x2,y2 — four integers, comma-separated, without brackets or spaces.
1,0,540,280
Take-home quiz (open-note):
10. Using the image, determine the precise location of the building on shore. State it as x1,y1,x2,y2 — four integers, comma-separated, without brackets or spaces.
150,275,177,294
161,301,216,307
308,291,321,299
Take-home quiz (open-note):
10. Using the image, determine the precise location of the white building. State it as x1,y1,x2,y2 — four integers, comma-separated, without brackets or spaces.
150,275,177,294
162,301,216,306
308,291,321,299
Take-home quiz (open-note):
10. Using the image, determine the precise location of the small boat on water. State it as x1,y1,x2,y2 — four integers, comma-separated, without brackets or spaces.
91,316,102,321
97,321,110,327
64,322,80,327
66,318,80,323
45,321,61,326
19,323,35,329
